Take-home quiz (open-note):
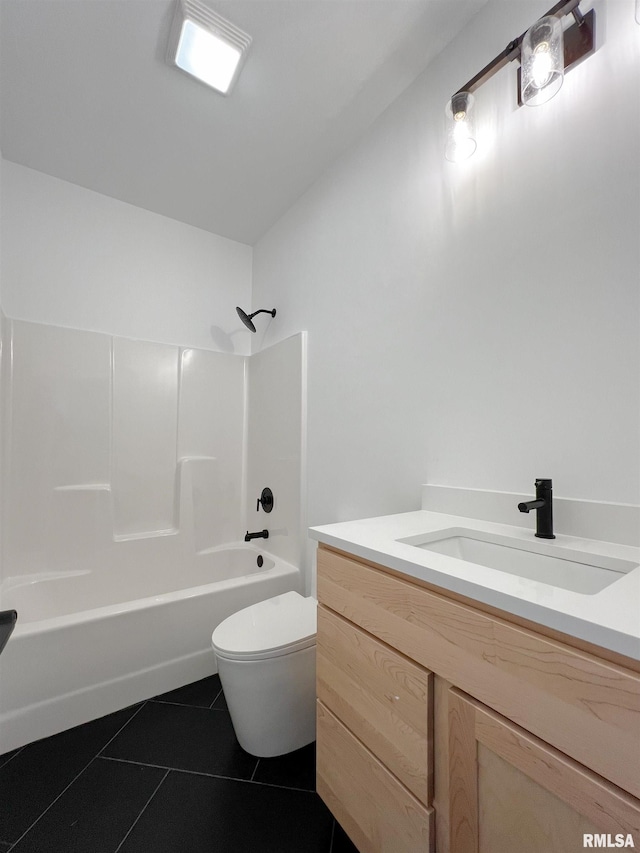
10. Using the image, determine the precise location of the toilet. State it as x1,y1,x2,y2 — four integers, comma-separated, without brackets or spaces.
211,591,317,757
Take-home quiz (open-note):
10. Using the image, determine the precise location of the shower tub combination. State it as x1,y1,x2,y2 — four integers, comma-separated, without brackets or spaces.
0,545,301,754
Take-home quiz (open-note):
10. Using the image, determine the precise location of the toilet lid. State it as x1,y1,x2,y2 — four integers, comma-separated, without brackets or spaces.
211,591,317,661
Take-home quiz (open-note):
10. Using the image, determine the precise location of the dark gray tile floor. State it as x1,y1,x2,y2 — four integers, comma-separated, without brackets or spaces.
0,675,358,853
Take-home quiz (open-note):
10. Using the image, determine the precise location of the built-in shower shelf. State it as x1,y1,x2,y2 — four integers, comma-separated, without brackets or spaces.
52,482,181,545
54,484,111,492
47,458,219,555
1,569,91,593
112,528,180,542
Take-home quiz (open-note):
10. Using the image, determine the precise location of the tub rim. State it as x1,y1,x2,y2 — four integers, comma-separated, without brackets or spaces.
6,545,295,639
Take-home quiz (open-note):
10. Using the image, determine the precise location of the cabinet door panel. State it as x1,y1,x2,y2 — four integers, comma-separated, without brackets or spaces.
317,605,432,803
448,687,640,853
477,744,598,853
317,701,434,853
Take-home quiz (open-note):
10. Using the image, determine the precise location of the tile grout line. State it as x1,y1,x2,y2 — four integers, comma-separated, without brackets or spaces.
249,758,260,782
208,688,224,709
6,702,148,852
100,754,316,792
6,757,103,852
97,702,147,757
99,755,183,774
0,746,24,771
150,698,225,711
113,769,170,853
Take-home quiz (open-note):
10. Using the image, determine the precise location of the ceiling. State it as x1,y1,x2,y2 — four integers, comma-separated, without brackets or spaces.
0,0,485,245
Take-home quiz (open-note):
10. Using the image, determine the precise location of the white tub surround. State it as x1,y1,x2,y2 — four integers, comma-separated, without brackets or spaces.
1,320,308,586
245,333,307,576
0,317,309,753
0,547,301,754
310,510,640,661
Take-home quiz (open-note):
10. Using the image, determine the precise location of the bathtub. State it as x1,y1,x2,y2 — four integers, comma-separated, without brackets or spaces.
0,545,301,754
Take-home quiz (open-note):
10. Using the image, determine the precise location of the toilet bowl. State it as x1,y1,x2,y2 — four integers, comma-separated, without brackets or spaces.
211,591,317,757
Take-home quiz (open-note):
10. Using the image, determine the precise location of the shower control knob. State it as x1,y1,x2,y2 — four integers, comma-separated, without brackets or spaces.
256,487,274,513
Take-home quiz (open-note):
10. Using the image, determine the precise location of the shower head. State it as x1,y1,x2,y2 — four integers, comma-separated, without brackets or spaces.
236,307,276,333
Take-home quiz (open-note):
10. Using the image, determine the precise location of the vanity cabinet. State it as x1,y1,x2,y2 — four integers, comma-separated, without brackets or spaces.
316,544,640,853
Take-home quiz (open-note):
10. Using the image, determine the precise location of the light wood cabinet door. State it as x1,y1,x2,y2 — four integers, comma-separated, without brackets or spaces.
317,701,434,853
448,687,640,853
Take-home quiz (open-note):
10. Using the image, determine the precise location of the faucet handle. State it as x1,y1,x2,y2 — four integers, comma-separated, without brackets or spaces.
256,487,274,513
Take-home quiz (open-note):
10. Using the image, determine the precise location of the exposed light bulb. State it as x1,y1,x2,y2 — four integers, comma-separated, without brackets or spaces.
531,42,554,88
451,116,476,161
521,15,564,106
445,92,477,162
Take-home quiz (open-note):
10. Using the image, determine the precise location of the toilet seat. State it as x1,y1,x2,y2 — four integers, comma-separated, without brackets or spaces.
211,591,316,662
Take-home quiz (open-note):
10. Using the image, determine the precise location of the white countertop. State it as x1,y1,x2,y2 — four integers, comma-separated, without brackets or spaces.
310,510,640,661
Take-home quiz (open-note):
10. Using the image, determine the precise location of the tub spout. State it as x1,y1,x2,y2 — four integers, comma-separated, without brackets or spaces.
245,529,269,542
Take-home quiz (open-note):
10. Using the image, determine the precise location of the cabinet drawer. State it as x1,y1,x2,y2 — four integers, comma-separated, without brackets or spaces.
317,701,434,853
317,545,640,799
317,605,432,804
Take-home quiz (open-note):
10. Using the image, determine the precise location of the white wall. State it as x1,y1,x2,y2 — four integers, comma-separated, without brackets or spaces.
253,0,640,542
0,159,253,355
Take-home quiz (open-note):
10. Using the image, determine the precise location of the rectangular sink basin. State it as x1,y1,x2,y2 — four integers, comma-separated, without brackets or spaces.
397,528,637,594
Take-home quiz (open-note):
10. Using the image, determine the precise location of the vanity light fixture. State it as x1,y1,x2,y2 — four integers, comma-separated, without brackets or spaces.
167,0,252,95
445,0,595,160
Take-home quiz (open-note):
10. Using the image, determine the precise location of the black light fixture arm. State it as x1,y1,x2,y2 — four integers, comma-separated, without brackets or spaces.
453,37,521,99
452,0,586,99
571,5,585,26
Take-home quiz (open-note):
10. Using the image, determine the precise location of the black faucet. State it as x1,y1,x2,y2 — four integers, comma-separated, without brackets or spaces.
518,479,555,539
245,529,269,542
